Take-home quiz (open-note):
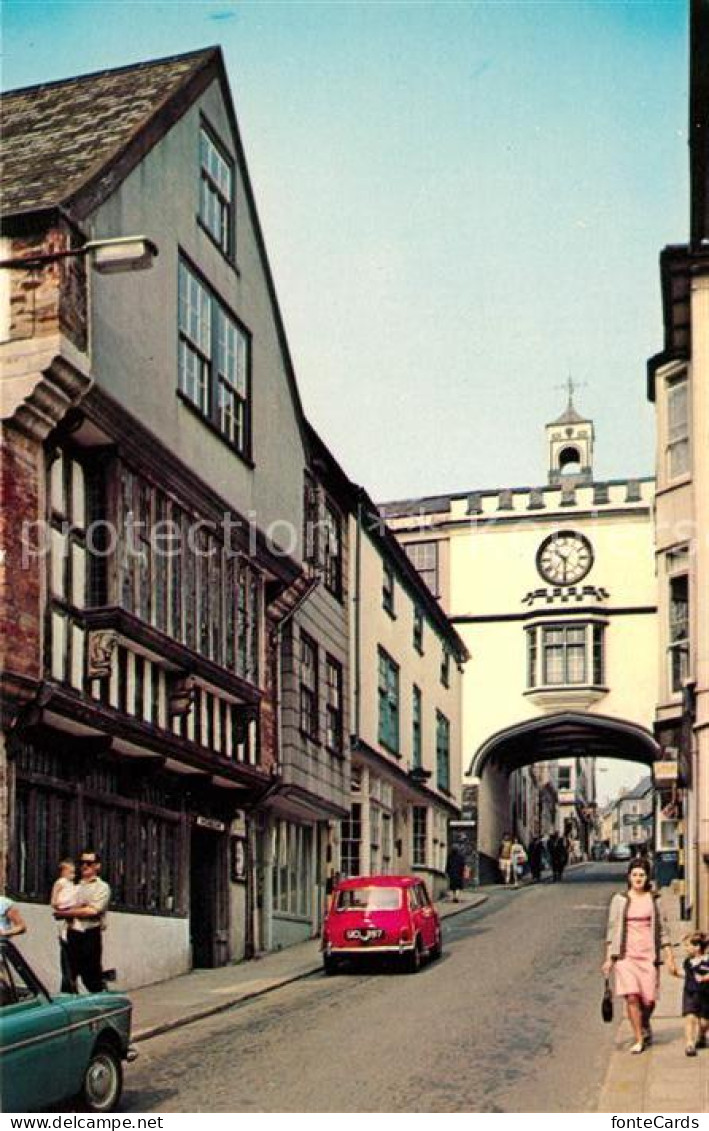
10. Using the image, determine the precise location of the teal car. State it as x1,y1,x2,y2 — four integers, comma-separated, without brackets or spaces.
0,939,136,1112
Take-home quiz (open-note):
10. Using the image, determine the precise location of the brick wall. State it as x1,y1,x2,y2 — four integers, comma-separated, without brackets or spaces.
0,425,43,687
6,223,87,351
260,616,280,773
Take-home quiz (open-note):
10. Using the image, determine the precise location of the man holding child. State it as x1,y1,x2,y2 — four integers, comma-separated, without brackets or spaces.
53,850,111,993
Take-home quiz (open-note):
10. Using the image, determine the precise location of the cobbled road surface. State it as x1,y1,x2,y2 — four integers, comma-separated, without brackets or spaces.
122,863,624,1113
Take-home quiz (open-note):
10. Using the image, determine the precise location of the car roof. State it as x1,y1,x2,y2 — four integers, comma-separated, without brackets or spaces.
335,875,419,889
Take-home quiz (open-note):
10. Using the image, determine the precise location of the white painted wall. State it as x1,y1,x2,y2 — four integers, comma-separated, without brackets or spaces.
15,903,190,993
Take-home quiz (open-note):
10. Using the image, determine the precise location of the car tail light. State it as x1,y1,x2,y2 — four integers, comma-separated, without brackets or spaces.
399,928,412,943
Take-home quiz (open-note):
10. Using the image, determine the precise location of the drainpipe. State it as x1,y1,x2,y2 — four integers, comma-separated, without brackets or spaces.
254,577,319,955
353,492,364,744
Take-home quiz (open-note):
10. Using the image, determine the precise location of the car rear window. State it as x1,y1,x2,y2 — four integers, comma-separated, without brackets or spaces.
336,887,402,911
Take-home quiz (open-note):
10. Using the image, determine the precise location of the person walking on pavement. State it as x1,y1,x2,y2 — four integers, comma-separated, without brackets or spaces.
602,857,677,1054
510,838,527,888
529,837,544,882
550,833,568,882
498,833,514,886
0,893,26,939
670,931,709,1057
445,844,466,902
56,850,111,993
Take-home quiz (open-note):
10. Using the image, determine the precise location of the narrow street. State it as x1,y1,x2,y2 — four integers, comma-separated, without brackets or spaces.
122,864,622,1113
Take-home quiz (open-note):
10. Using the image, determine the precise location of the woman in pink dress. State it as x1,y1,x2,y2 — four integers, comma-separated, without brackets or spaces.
602,858,678,1053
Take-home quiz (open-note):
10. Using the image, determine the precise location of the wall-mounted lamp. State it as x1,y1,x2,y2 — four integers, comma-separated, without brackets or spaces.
0,235,159,274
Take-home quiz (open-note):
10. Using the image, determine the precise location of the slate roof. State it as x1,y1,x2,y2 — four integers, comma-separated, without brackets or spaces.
550,400,588,426
623,774,653,800
1,48,218,219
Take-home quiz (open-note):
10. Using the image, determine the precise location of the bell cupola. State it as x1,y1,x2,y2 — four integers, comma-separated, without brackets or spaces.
546,380,594,486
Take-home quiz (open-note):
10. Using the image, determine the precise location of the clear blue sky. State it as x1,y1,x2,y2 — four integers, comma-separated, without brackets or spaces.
2,0,689,502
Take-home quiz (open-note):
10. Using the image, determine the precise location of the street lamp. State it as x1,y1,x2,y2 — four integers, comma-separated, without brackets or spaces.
0,235,158,274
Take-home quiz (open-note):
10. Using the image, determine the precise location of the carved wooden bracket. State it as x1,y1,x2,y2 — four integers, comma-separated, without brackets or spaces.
168,672,196,718
86,629,118,680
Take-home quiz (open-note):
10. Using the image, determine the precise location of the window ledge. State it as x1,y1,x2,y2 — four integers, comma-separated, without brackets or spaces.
655,474,692,498
177,391,254,469
299,728,321,748
378,741,402,759
524,685,608,711
196,215,241,274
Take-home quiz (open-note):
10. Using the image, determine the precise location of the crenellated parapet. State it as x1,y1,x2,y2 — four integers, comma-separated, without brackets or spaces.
380,477,655,528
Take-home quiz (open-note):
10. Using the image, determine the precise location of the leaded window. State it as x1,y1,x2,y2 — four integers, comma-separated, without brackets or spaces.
324,502,343,600
669,573,689,693
272,820,313,917
341,803,361,877
325,655,343,754
526,621,606,689
114,465,262,684
543,625,587,685
178,258,250,456
666,371,689,480
199,124,234,255
404,540,440,597
413,806,427,866
48,450,89,692
300,632,319,741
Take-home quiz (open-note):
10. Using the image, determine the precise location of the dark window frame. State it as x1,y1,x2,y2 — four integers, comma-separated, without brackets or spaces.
669,573,689,694
413,607,424,654
377,647,400,754
299,631,319,743
323,500,343,601
177,253,253,462
382,561,396,617
325,654,344,755
435,710,450,793
525,621,606,689
404,540,440,598
198,117,236,261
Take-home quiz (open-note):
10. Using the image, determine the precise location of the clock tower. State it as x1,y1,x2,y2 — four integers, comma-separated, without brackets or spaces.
546,382,594,486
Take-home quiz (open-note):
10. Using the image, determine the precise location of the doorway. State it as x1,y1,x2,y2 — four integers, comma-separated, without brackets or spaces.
190,825,228,968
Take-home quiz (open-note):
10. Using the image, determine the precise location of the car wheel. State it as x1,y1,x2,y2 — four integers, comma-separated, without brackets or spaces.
80,1044,123,1113
430,930,443,961
405,937,423,974
323,954,340,976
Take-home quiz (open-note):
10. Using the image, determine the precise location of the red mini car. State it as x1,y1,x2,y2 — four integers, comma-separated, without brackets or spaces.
321,875,442,974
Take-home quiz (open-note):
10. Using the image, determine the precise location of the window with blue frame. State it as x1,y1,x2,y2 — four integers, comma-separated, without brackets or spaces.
378,648,399,753
436,711,450,792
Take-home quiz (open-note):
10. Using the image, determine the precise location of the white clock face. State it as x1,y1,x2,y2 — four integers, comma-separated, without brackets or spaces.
536,531,593,586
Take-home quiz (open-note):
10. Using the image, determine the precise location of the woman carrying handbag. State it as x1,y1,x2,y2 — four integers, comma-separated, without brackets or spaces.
601,858,678,1053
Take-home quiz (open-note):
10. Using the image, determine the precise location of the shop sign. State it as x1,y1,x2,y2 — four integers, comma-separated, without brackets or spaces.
653,760,678,784
196,816,226,832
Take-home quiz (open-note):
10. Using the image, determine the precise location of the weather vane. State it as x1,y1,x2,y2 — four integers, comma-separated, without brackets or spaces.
554,374,587,408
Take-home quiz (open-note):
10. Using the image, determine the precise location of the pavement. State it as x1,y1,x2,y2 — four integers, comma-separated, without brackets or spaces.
598,892,709,1115
129,891,488,1043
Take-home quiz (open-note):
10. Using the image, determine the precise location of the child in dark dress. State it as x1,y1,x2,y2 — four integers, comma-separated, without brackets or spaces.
671,932,709,1056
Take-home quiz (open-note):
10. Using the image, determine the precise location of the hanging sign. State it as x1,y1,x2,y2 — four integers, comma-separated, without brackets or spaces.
653,760,678,784
196,816,226,832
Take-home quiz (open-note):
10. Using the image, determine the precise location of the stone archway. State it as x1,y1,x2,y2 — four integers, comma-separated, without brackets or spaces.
467,712,659,880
